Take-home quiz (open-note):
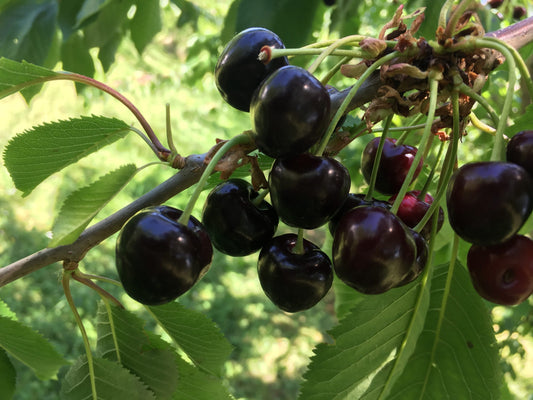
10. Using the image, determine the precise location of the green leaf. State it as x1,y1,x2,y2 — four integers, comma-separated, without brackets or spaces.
57,0,85,39
50,164,137,247
148,302,233,376
130,0,161,54
506,104,533,138
96,303,179,399
299,272,431,400
0,57,58,100
223,0,323,48
60,31,96,87
388,262,502,399
0,0,58,66
0,349,16,400
0,299,16,320
172,356,234,400
0,315,68,380
2,115,131,196
83,0,133,48
60,355,156,400
75,0,109,26
97,31,122,72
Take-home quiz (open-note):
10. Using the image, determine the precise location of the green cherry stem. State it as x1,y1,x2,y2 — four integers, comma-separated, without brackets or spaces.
251,188,270,207
365,115,393,202
178,133,252,226
315,50,402,156
417,138,446,202
473,38,516,161
293,228,305,255
456,82,500,127
390,70,442,215
413,90,461,233
395,114,425,146
62,270,98,400
71,271,124,308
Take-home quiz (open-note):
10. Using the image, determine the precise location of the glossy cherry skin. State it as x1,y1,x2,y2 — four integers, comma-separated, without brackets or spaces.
115,206,213,305
388,190,444,240
328,193,391,236
332,206,416,294
269,153,350,229
250,65,331,159
395,230,428,288
361,137,422,195
467,235,533,305
257,234,333,312
215,28,289,112
506,130,533,177
202,178,278,256
446,161,533,245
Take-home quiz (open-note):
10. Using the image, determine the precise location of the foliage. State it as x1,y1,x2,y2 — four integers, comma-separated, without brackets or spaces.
1,1,533,400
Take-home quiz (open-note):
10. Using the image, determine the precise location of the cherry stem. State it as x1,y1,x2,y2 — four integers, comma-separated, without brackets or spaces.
178,133,252,226
469,112,496,135
166,103,178,156
315,50,402,157
321,56,351,86
417,139,445,202
413,90,461,232
391,71,442,215
365,115,393,202
251,188,270,207
62,270,98,400
474,39,516,162
71,271,124,308
395,114,425,146
55,72,171,160
443,0,476,39
308,35,373,75
293,229,305,255
457,82,500,127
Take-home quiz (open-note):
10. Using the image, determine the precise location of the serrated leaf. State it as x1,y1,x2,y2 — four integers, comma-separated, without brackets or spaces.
60,31,96,87
0,315,68,380
50,164,137,247
0,57,58,100
83,0,133,48
60,355,156,400
75,0,109,26
148,302,233,376
172,356,234,400
96,303,179,400
0,348,16,400
130,0,161,54
299,273,431,400
0,299,16,320
3,115,131,196
388,262,502,399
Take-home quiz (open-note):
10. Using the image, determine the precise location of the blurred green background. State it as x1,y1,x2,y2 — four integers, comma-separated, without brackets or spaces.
1,0,532,399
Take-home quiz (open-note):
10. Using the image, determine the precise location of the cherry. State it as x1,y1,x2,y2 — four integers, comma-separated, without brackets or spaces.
215,27,289,112
269,153,350,229
115,206,213,305
250,65,331,159
257,234,333,312
328,193,390,236
361,137,422,195
332,206,416,294
388,190,444,240
395,230,428,288
446,161,533,245
467,235,533,305
506,130,533,178
202,178,278,256
512,6,526,20
487,0,504,9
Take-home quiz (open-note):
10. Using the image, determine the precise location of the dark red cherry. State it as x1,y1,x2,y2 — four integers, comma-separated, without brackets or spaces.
332,206,416,294
269,153,350,229
388,190,444,240
446,161,533,245
215,27,289,112
250,65,331,159
487,0,504,9
506,130,533,177
361,137,422,195
328,193,391,236
513,6,526,20
395,230,428,287
115,206,213,305
202,178,278,256
257,234,333,312
467,235,533,305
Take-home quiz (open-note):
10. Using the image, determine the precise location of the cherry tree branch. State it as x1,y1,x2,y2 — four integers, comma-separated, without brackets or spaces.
1,18,533,288
0,154,206,287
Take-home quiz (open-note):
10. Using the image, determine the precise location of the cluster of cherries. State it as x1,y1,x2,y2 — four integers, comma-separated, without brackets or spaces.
114,27,532,312
450,130,533,305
